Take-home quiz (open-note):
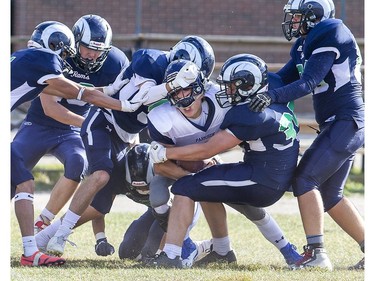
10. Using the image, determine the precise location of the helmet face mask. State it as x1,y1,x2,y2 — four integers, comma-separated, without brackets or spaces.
28,21,76,59
72,15,112,73
216,54,268,108
164,60,205,108
282,0,335,41
170,35,215,79
125,143,154,195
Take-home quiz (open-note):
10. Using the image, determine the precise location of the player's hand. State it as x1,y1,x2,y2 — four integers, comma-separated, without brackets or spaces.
150,141,167,163
168,61,199,89
120,91,148,112
103,66,129,96
95,238,115,256
248,92,272,112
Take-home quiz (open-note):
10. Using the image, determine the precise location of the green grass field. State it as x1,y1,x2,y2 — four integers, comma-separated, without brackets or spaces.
11,207,365,281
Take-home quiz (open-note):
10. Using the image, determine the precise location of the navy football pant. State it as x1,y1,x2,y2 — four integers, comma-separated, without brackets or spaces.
293,119,364,211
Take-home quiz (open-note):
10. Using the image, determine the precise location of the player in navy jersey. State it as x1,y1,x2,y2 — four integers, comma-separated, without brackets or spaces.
36,143,210,266
44,36,214,257
247,0,364,270
11,15,130,235
146,55,301,268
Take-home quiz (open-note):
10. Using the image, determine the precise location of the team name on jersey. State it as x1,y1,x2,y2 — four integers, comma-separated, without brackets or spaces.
196,132,215,143
69,71,90,80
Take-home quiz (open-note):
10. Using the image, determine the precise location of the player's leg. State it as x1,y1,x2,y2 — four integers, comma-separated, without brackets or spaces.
12,146,65,266
320,158,365,270
149,175,175,231
193,202,237,267
293,120,364,270
146,194,195,268
227,203,301,267
35,134,87,232
46,109,113,256
119,207,162,260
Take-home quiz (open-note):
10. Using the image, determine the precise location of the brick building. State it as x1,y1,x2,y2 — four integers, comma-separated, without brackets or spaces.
11,0,364,64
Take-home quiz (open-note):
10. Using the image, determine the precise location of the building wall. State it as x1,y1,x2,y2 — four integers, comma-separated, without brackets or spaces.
11,0,364,64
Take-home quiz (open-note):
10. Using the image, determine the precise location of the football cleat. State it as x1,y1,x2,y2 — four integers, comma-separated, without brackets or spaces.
34,215,51,234
46,234,76,257
348,257,364,270
145,251,183,268
280,243,303,268
194,239,213,262
20,251,65,267
193,250,237,267
290,245,333,271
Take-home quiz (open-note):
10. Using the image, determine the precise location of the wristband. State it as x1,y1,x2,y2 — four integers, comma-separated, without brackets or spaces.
77,87,86,100
95,232,106,241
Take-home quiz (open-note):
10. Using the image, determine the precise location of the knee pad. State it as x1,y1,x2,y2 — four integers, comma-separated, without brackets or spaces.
227,203,266,221
321,190,343,212
14,192,34,202
64,153,88,182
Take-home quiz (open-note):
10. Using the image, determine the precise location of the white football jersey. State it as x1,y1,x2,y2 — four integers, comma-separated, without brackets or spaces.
148,82,231,146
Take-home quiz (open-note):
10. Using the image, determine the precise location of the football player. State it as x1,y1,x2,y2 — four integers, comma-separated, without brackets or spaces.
12,15,129,235
146,55,301,269
36,143,211,267
248,0,364,270
43,35,217,258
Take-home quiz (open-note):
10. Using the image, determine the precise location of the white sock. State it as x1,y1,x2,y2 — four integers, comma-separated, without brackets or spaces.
35,220,61,249
55,209,80,237
40,208,55,222
22,236,38,257
253,213,288,250
163,243,182,259
212,236,231,256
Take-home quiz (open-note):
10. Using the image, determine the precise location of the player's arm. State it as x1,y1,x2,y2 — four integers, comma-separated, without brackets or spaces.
43,76,142,112
39,93,85,127
166,129,241,161
92,216,115,257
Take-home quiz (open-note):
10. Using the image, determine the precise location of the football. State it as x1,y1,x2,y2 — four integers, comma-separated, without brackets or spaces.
176,160,209,173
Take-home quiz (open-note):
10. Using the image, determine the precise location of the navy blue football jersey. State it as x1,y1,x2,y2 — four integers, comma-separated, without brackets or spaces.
275,19,364,127
11,48,64,111
220,102,299,189
24,46,129,130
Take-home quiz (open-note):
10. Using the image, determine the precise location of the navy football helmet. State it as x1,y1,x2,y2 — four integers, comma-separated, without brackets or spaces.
169,35,215,79
216,54,268,108
125,143,154,195
72,14,112,73
164,59,205,108
28,21,76,59
282,0,335,41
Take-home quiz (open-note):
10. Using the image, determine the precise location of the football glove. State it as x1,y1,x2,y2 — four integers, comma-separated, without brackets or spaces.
150,141,167,163
120,91,149,112
248,92,272,112
95,238,115,256
103,67,129,96
168,61,199,89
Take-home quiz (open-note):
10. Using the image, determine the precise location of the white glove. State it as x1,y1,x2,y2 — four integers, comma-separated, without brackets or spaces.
150,141,167,163
120,92,149,112
103,67,129,96
168,61,199,89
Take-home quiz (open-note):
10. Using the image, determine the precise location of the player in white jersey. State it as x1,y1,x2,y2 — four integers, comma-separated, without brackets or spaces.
146,59,301,268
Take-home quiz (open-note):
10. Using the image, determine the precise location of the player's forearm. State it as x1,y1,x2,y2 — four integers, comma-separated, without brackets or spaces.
81,88,122,111
153,161,191,180
166,144,213,161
